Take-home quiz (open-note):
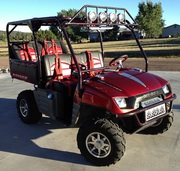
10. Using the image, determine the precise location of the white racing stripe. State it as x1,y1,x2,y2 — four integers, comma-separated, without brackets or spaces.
121,72,147,87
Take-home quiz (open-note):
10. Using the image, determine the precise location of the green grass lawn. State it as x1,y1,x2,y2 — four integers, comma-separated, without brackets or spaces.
0,38,180,58
72,38,180,58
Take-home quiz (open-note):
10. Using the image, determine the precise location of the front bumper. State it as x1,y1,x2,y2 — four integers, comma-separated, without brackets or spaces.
116,94,176,133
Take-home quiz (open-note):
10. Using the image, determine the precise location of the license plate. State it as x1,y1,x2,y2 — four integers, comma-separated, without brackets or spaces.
145,104,166,121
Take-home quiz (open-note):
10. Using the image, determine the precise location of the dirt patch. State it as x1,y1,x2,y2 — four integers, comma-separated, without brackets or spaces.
0,57,9,67
0,57,180,71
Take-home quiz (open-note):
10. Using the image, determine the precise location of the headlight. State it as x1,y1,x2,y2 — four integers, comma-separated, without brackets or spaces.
88,11,97,22
162,85,170,94
114,97,127,108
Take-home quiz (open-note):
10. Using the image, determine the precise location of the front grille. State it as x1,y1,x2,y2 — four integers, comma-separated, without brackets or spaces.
141,97,163,108
126,88,163,109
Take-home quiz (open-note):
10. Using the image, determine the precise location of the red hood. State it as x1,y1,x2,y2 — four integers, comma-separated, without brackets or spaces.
95,70,167,97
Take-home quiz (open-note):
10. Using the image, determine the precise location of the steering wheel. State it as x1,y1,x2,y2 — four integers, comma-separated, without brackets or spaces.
109,54,128,67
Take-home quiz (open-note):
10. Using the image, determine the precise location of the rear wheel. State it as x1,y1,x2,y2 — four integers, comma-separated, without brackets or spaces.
142,111,174,134
77,118,126,166
17,90,42,124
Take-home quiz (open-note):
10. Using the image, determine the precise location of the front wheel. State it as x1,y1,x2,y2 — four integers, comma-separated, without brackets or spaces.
17,90,42,124
77,118,126,166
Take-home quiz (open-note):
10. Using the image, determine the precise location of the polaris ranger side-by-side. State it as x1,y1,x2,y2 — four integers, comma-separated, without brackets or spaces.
6,5,176,166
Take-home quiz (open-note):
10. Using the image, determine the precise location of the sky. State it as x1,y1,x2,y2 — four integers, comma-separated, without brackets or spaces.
0,0,179,31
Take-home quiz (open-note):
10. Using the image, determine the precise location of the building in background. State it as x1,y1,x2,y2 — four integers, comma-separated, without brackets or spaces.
162,24,180,38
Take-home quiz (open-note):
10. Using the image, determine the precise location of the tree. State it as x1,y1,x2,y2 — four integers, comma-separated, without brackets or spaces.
0,31,6,41
135,0,165,38
55,8,88,43
36,30,57,41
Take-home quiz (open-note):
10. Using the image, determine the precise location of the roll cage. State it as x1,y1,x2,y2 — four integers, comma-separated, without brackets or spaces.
6,5,148,97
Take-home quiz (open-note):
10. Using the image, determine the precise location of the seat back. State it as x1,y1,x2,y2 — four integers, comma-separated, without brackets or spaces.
76,51,104,69
10,42,23,60
42,54,72,81
41,51,104,82
89,51,104,68
41,55,55,80
41,39,68,56
10,41,43,62
60,54,72,78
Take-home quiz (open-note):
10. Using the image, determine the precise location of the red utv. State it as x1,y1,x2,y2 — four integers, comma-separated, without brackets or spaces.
6,5,176,166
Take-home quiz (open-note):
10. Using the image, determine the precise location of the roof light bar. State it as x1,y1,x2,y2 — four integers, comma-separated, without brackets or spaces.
88,10,125,24
67,5,138,26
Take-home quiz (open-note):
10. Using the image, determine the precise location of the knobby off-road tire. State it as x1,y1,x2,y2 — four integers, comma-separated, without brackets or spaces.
142,111,174,134
17,90,42,124
77,118,126,166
